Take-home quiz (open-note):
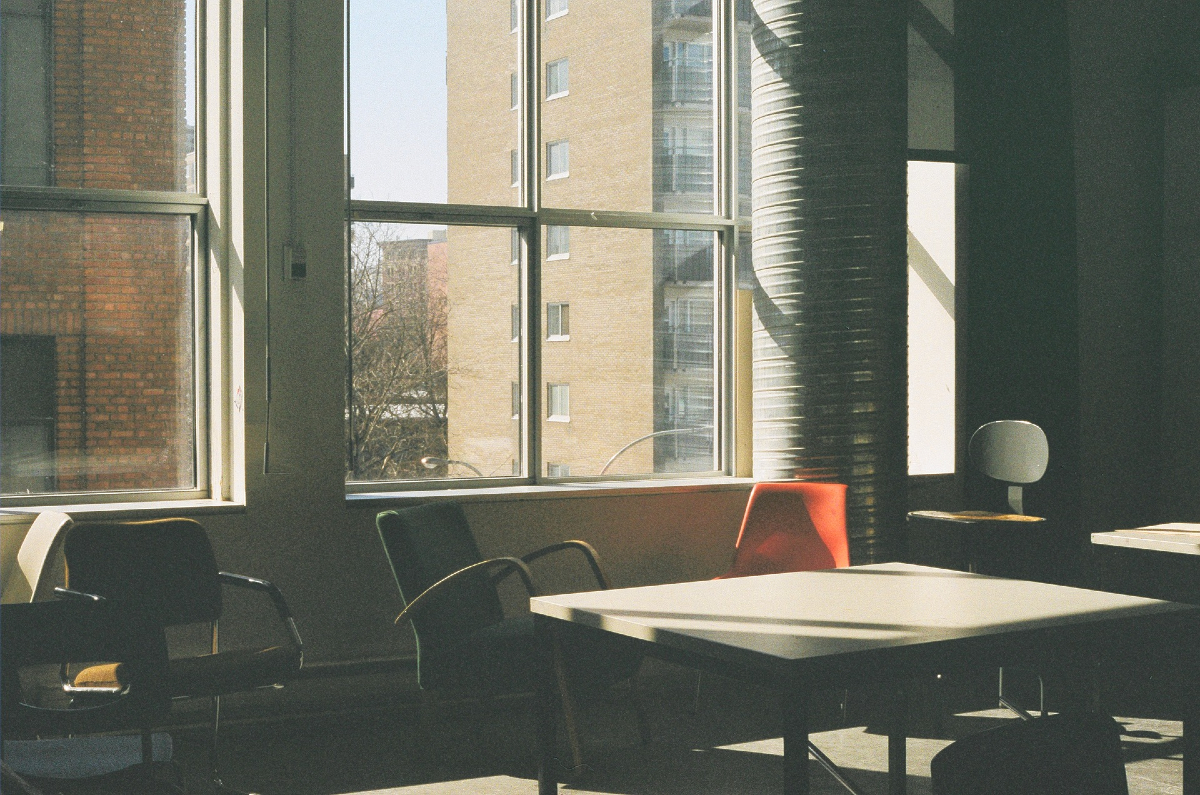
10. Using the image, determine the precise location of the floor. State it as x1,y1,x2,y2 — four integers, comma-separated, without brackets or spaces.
159,664,1187,795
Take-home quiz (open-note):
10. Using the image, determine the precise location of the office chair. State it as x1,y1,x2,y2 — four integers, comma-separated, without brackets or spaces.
706,481,863,795
11,510,73,602
61,517,304,795
2,597,179,793
718,481,850,579
907,422,1051,720
930,711,1128,795
376,502,647,773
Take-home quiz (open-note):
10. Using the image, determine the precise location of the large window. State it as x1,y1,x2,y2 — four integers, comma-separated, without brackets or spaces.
0,0,204,501
346,0,749,488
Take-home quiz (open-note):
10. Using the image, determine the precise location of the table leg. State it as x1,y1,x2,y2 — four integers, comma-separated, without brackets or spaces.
887,686,906,795
782,690,809,795
1185,686,1200,795
535,616,558,795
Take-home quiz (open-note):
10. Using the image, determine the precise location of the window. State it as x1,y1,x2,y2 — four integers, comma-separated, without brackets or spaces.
547,302,569,340
1,0,204,501
547,140,569,179
547,383,570,421
546,225,569,259
1,0,51,185
907,160,957,475
346,0,742,487
547,463,570,477
510,0,518,32
511,72,519,110
546,58,568,99
512,304,521,341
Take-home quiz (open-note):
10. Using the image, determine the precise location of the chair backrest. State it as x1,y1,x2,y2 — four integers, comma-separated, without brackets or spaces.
15,511,73,602
62,518,222,627
1,599,170,738
969,420,1048,485
930,712,1128,795
377,503,506,654
721,481,850,578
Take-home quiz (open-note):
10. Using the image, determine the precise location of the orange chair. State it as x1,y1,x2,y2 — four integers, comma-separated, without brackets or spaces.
719,481,849,579
708,481,863,795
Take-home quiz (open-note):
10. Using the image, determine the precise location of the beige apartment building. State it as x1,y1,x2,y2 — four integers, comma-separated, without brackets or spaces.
443,0,741,479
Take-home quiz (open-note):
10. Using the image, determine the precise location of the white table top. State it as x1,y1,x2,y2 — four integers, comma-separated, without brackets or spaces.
531,563,1192,665
1092,526,1200,556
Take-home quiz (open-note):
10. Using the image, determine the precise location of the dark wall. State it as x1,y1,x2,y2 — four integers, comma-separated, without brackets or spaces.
956,0,1200,583
959,0,1081,578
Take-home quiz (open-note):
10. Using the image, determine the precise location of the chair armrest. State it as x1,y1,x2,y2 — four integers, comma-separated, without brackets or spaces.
53,587,106,602
519,540,611,590
395,556,537,626
217,572,304,661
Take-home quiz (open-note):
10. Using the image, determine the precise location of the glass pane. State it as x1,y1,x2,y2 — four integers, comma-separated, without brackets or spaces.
536,0,715,214
534,226,716,477
908,161,956,474
0,0,196,190
351,0,520,205
347,223,521,482
0,210,196,495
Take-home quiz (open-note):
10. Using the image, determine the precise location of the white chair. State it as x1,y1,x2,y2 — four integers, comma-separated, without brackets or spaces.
13,511,73,602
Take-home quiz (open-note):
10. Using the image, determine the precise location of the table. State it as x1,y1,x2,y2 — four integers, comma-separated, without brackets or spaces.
1093,526,1200,605
531,563,1200,795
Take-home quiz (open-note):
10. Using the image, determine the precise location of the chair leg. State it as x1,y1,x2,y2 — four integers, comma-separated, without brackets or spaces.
207,694,260,795
551,640,585,773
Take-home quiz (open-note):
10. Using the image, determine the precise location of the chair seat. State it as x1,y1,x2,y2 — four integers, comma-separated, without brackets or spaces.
73,646,301,700
169,646,302,698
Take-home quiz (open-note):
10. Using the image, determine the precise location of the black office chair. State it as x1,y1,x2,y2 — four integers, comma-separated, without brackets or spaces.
376,502,647,772
930,711,1128,795
1,597,179,793
61,518,304,795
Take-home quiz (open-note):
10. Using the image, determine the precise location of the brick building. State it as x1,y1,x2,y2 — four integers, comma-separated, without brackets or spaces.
0,0,194,494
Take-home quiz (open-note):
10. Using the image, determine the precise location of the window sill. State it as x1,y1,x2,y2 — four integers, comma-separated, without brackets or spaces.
546,91,569,101
547,415,570,422
546,173,569,181
0,499,245,523
546,9,568,21
546,253,569,261
547,334,570,341
346,476,755,506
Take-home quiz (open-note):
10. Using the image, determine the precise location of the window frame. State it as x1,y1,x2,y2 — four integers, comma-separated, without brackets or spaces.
546,57,568,100
546,382,570,422
546,301,569,340
546,139,569,180
0,0,215,508
345,0,742,492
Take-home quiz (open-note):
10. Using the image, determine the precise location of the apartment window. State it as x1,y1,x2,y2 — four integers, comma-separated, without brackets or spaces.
511,72,519,110
546,225,569,259
546,58,568,99
546,302,569,340
1,0,51,185
546,0,568,20
661,40,713,106
1,0,204,502
547,140,569,179
512,304,521,341
547,463,570,477
511,228,521,264
510,0,518,32
511,149,520,187
547,383,570,421
512,381,520,419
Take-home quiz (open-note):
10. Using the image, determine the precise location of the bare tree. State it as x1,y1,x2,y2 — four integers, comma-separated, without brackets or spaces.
347,223,449,480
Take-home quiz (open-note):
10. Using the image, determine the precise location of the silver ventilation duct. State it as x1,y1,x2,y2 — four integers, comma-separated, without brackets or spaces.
749,0,908,562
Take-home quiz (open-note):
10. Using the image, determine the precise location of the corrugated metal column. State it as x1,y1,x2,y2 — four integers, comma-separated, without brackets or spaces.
750,0,908,562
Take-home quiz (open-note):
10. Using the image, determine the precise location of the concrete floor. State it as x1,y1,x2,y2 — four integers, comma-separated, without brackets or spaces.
164,664,1185,795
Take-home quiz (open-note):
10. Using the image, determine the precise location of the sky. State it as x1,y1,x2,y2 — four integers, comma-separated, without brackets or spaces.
347,0,450,204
